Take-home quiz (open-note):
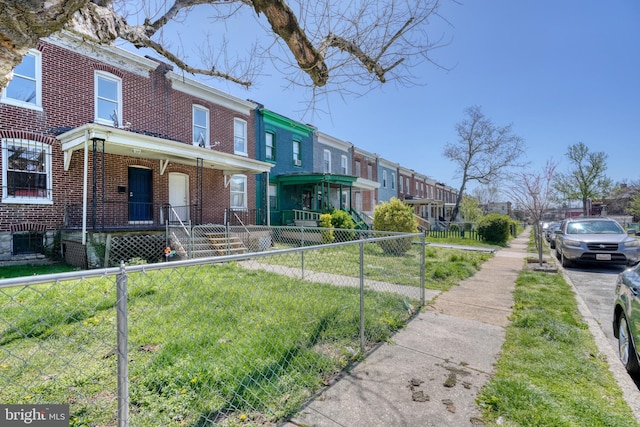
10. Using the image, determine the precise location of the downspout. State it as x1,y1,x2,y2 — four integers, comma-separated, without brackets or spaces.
82,130,89,245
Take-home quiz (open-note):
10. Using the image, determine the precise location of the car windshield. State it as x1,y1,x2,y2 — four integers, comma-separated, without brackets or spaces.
566,220,623,235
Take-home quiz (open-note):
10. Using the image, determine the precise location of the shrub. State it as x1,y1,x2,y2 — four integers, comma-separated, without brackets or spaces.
319,213,334,243
330,209,355,229
477,213,511,245
330,209,356,242
372,197,418,255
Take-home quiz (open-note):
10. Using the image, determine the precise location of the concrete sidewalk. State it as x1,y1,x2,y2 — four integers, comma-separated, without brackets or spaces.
285,229,530,427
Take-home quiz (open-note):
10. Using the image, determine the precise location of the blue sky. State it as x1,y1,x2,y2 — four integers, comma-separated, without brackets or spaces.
125,1,640,193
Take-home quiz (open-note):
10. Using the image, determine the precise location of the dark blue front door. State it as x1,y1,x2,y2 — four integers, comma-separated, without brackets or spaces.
128,167,152,221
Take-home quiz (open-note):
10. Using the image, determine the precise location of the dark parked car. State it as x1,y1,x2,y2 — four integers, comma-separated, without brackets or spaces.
545,222,561,248
554,217,640,267
613,263,640,373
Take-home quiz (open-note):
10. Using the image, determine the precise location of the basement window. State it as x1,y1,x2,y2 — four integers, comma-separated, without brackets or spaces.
13,231,44,255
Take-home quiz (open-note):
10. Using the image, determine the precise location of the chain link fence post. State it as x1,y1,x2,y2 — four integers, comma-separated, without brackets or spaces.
359,240,365,353
116,261,129,427
421,232,426,306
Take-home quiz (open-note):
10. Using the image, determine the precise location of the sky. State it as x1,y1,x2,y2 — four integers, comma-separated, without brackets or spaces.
123,1,640,194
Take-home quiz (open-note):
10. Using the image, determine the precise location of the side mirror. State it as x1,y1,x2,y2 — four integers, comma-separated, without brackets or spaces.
628,229,637,236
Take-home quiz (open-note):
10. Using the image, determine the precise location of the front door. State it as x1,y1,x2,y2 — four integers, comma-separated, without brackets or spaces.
128,167,153,222
168,172,189,222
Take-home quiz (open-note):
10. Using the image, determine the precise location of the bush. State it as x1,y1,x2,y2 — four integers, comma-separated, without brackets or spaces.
477,213,511,245
372,197,418,255
319,213,334,243
330,209,356,241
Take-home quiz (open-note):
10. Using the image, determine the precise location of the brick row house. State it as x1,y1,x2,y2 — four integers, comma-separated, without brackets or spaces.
0,33,271,266
1,33,460,266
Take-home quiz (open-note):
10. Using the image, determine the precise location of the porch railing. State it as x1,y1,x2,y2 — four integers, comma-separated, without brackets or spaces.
63,202,199,230
223,208,265,226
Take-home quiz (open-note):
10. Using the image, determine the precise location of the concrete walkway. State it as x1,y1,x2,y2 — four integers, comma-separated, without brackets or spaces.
284,229,530,426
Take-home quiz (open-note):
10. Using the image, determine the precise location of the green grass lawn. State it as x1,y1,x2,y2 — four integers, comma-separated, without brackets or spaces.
477,270,638,426
0,262,78,279
0,262,418,426
268,239,493,291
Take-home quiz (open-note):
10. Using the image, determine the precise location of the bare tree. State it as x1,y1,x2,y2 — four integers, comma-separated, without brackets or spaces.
469,184,499,213
552,142,613,216
504,161,558,266
0,0,448,96
443,105,526,222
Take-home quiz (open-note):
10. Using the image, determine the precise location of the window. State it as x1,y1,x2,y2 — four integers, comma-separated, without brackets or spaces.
391,173,396,190
2,139,52,204
323,150,331,173
2,49,41,109
234,119,247,155
382,170,387,188
367,164,373,180
13,231,44,255
95,71,122,126
355,161,361,177
399,176,404,193
192,105,209,147
406,178,410,193
266,132,275,161
293,140,301,166
269,184,277,210
230,175,247,209
340,155,348,174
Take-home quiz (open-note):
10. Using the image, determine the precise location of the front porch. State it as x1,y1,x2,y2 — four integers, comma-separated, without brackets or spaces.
270,173,378,229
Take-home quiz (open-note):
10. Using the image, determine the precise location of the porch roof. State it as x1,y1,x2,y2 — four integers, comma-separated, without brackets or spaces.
57,123,273,176
275,173,358,186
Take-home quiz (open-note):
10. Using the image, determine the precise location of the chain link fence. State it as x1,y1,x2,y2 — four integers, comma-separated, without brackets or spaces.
1,230,425,426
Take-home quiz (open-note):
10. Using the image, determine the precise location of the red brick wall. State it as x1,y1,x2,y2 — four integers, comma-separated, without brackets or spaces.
0,39,257,233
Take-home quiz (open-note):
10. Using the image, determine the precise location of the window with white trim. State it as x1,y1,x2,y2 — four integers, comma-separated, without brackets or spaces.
323,150,331,173
293,140,301,166
391,173,396,190
399,176,404,193
230,175,247,209
266,132,275,161
355,161,361,177
382,170,388,188
234,118,247,156
193,105,209,147
340,155,348,174
2,139,52,204
367,164,373,180
95,71,122,126
2,49,41,109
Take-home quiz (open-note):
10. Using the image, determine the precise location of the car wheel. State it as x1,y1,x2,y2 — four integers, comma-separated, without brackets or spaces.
561,252,572,268
550,241,555,249
555,247,561,260
618,313,640,374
